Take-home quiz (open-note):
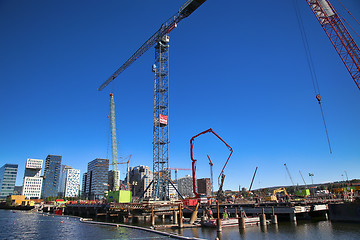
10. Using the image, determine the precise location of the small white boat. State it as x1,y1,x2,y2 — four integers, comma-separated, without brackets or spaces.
201,216,261,228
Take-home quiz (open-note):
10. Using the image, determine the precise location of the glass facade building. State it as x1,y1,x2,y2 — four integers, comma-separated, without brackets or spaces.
41,155,62,198
85,158,109,200
0,164,18,199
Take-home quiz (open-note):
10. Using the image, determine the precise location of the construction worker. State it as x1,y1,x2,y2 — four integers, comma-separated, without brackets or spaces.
222,206,229,219
207,207,213,219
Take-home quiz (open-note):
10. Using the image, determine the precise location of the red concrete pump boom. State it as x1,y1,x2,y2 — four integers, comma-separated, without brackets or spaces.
190,128,233,198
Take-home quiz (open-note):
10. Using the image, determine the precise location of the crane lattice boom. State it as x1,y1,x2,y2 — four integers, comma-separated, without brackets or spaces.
98,0,206,91
306,0,360,90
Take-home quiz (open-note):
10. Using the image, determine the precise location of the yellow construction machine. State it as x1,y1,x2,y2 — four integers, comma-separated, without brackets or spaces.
265,187,289,201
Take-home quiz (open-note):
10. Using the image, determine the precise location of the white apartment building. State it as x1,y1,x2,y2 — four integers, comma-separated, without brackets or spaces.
22,158,43,199
58,165,80,198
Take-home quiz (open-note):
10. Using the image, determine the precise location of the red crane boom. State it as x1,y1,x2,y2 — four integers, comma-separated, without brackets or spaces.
306,0,360,90
190,128,233,198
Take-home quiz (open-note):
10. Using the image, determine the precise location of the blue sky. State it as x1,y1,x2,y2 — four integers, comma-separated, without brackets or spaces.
1,0,359,191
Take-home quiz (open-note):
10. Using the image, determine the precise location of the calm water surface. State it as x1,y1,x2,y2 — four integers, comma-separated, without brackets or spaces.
0,209,169,240
1,209,360,240
163,219,360,240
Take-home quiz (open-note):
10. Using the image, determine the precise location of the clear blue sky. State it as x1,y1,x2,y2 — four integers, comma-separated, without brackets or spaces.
1,0,359,191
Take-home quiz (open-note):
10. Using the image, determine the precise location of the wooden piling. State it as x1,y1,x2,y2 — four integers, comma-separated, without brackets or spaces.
151,207,155,227
271,206,278,224
238,216,246,229
173,210,178,224
216,201,222,232
260,208,266,227
178,204,183,229
289,213,297,223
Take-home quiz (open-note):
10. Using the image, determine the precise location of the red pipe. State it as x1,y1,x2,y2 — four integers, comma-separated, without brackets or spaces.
190,128,233,198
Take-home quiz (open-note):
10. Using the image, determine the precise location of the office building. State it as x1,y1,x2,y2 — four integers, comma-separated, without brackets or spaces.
22,158,43,199
58,165,80,197
85,158,109,200
82,172,87,198
0,164,18,199
41,155,62,198
127,165,153,198
197,178,212,197
178,175,195,198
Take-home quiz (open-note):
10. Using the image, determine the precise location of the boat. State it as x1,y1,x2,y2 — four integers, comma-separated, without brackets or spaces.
201,216,261,228
55,209,63,215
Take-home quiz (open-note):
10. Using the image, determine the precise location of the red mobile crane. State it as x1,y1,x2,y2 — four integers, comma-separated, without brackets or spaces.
306,0,360,90
190,128,233,198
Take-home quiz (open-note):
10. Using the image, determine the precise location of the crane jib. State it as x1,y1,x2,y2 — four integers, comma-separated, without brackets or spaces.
98,0,207,91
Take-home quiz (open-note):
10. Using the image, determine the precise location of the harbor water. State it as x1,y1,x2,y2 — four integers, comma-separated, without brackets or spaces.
1,209,360,240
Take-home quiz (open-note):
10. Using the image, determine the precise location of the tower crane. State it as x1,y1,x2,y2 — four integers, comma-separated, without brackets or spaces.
98,0,207,201
306,0,360,91
96,154,132,190
110,93,119,191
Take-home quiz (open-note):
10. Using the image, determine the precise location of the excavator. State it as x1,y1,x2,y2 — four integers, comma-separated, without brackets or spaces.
216,173,226,202
265,187,289,202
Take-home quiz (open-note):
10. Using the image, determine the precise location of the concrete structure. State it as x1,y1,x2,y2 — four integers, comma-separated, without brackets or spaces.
178,175,195,198
0,164,18,199
127,165,153,198
58,165,80,197
85,158,109,200
22,158,43,199
197,178,211,197
41,155,62,199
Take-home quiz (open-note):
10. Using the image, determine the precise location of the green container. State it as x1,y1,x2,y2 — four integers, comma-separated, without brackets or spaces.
107,190,132,203
296,189,310,197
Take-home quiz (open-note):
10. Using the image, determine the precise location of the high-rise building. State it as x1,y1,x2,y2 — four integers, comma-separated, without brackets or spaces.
127,165,153,198
58,165,80,198
22,158,43,199
197,178,211,197
41,155,62,199
85,158,109,200
82,172,87,198
178,175,195,198
0,164,18,199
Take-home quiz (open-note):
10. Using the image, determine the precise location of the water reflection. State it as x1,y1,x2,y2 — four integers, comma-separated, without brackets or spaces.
4,210,360,240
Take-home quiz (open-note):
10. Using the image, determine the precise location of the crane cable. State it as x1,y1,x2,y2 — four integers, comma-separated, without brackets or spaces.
335,0,360,40
292,0,332,154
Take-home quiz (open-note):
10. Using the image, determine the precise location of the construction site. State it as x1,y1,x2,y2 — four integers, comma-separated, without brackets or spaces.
57,0,360,233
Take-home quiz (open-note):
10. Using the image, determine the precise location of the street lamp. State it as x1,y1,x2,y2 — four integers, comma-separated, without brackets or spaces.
309,173,314,185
